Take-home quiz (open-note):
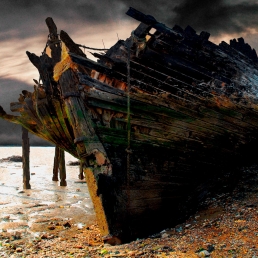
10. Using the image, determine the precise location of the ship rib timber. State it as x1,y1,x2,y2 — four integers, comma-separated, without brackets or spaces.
1,8,258,243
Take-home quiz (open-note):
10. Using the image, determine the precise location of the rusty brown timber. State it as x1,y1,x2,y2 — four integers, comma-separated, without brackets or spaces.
2,7,258,243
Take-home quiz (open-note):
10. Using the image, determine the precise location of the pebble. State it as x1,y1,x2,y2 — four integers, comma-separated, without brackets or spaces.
47,225,55,230
176,226,183,232
15,247,22,252
3,215,10,220
40,234,48,239
161,233,169,238
198,250,210,257
63,222,71,228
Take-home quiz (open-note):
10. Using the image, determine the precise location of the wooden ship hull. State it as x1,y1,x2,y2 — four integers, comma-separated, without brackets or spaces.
2,8,258,242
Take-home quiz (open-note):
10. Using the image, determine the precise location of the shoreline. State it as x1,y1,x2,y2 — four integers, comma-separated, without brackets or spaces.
0,163,257,257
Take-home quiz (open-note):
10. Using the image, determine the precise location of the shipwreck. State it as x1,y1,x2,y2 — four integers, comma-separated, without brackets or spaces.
1,7,258,243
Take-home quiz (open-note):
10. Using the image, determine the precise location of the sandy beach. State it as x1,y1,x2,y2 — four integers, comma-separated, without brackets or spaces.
0,148,257,257
0,147,96,255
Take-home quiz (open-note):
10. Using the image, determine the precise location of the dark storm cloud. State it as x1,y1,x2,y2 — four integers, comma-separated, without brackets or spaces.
0,0,171,23
1,0,258,41
172,0,258,35
0,0,178,40
0,0,127,39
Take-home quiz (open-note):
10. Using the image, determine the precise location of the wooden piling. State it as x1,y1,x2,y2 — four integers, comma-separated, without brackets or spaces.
22,127,31,189
59,149,67,186
78,160,84,180
52,146,67,186
52,146,60,181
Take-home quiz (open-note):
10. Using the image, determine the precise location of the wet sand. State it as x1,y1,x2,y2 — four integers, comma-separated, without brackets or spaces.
0,148,257,257
0,147,96,245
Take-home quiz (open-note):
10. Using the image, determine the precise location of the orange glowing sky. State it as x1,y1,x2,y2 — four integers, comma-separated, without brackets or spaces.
0,20,138,84
1,0,258,85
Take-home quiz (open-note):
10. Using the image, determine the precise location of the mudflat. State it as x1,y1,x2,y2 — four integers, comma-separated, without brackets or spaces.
0,156,257,257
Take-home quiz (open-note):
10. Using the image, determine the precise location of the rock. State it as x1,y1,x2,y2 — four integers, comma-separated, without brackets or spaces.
198,250,210,257
104,236,122,245
67,160,80,166
13,231,22,240
47,225,56,230
207,244,215,253
40,234,48,239
0,155,22,162
63,222,71,228
161,233,169,238
16,247,22,252
175,226,183,232
3,215,10,221
127,250,137,256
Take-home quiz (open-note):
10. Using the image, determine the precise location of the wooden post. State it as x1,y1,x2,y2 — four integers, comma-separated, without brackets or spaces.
78,160,84,180
52,146,60,181
22,127,31,189
59,149,67,186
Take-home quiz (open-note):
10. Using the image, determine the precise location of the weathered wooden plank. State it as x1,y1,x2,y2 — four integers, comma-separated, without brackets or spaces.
144,38,258,115
59,70,106,157
79,75,238,140
51,99,76,147
102,48,258,129
87,98,247,149
101,33,258,124
37,104,71,150
95,127,238,164
74,55,258,136
84,84,251,140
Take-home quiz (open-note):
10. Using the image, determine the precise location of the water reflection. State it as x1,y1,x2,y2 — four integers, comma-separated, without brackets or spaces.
0,147,95,237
